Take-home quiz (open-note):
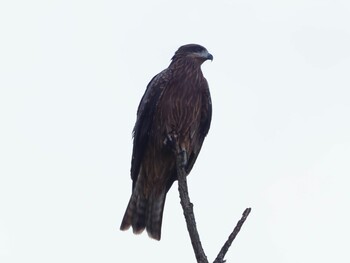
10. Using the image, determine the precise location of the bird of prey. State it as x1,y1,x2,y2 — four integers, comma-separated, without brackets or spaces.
120,44,213,240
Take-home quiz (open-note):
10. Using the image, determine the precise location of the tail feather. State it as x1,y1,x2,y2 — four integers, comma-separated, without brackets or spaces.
132,194,147,234
120,192,146,234
146,191,166,240
120,190,166,240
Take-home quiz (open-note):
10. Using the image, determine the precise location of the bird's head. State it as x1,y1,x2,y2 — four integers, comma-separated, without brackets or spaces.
172,44,213,64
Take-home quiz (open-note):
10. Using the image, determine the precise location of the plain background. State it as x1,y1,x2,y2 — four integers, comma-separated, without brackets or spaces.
1,0,350,262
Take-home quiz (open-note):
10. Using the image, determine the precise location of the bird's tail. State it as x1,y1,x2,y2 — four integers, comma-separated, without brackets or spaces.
120,188,166,241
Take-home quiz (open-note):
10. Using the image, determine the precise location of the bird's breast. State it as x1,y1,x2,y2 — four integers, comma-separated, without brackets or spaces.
154,79,204,143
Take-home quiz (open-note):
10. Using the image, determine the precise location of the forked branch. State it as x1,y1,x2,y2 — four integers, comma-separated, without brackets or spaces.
176,148,251,263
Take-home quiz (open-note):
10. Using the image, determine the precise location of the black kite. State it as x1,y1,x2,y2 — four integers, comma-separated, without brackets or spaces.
120,44,213,240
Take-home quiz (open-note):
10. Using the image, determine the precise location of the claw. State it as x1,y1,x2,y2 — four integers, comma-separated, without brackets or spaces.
163,133,178,149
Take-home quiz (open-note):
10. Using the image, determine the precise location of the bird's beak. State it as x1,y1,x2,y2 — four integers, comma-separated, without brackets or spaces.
207,53,213,61
198,50,213,61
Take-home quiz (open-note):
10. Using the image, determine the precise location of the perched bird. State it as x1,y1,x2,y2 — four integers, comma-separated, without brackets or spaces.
120,44,213,240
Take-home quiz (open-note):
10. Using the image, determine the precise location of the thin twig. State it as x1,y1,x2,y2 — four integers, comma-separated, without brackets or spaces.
176,149,209,263
213,208,252,263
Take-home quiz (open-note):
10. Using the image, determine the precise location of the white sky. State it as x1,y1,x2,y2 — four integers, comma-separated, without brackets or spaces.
1,0,350,262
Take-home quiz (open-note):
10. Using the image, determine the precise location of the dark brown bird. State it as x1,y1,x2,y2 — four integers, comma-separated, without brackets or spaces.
120,44,213,240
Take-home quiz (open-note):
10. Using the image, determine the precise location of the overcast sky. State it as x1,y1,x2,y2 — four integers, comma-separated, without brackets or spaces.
1,0,350,262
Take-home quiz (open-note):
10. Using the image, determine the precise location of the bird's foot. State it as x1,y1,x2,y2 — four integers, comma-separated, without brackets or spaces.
163,133,178,150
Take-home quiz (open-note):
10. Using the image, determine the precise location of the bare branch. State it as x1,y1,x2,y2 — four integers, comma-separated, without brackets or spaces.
176,149,209,263
213,208,252,263
176,144,251,263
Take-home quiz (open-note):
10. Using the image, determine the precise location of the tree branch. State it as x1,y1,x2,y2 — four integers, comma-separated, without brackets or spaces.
176,147,251,263
213,208,252,263
176,150,209,263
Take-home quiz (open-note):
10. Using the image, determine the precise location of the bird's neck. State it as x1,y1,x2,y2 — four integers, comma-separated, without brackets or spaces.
169,57,203,73
168,57,205,86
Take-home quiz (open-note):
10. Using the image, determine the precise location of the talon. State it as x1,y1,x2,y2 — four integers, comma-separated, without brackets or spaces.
164,134,173,146
164,133,179,151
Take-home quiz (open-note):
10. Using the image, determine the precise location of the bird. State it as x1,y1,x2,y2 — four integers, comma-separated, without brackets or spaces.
120,44,213,240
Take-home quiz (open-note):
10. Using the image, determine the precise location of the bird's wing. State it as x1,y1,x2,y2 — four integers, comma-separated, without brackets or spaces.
130,69,169,189
185,79,212,174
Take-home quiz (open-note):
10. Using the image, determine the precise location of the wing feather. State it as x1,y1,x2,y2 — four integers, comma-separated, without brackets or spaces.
131,70,169,189
185,78,212,174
